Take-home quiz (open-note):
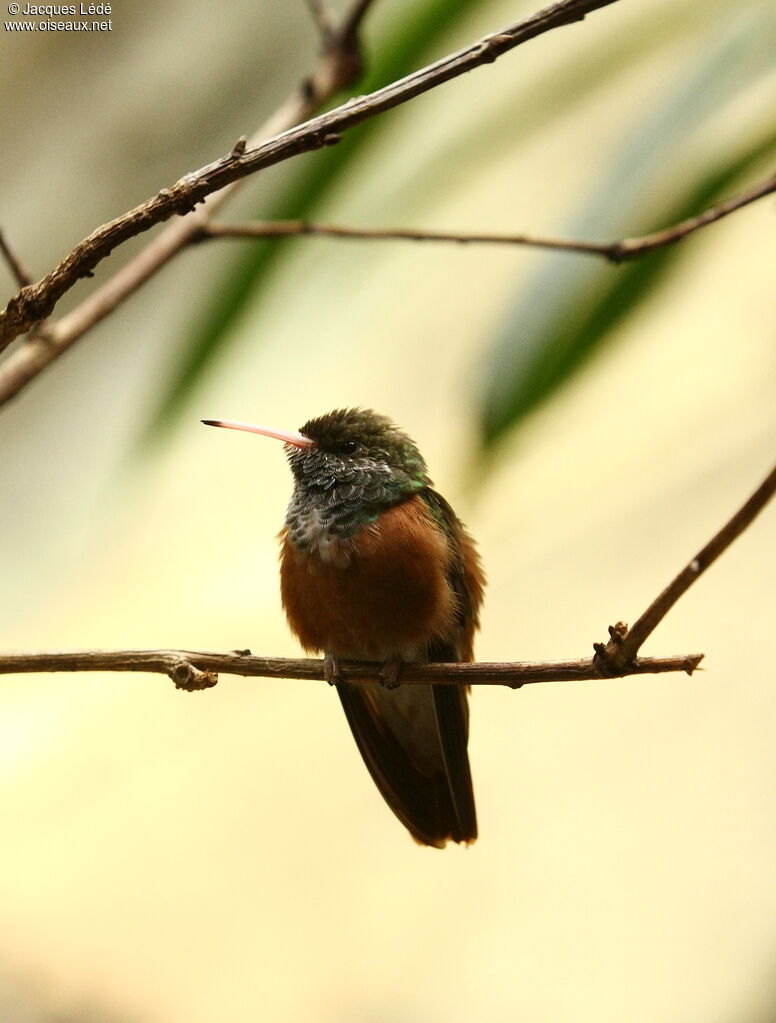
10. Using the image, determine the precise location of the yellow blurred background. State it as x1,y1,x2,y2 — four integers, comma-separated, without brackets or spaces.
1,0,775,1020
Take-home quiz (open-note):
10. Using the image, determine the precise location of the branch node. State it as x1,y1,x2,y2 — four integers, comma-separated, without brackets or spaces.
593,625,636,677
300,75,316,103
604,241,627,263
683,654,704,675
26,322,55,346
168,657,218,692
477,34,513,63
607,621,628,644
168,178,201,216
230,136,248,159
189,226,209,245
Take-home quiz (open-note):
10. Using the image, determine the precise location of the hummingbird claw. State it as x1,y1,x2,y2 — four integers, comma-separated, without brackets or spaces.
324,653,343,686
379,656,403,690
231,648,252,656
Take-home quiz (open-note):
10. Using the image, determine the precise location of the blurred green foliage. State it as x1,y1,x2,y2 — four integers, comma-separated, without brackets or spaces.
479,8,776,450
144,0,487,442
479,132,776,451
145,0,776,462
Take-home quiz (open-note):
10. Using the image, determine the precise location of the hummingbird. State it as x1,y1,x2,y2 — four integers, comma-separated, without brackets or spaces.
202,408,485,847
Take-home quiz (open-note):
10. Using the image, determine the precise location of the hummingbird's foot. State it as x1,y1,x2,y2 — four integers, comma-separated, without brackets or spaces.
231,648,252,656
323,653,343,686
379,656,403,690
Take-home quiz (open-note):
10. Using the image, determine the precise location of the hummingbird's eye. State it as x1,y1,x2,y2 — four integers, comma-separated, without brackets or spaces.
340,440,358,455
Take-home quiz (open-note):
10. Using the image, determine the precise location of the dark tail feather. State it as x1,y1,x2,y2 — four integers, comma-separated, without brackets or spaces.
433,685,477,842
336,682,476,848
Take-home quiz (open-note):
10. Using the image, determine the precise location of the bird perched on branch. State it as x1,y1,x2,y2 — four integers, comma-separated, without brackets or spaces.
203,408,485,847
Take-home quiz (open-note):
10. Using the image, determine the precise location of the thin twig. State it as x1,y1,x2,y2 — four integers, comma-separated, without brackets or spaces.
610,170,776,261
0,649,703,689
4,456,772,692
201,219,609,252
340,0,380,40
200,169,776,260
0,227,34,288
594,461,776,674
0,229,55,342
0,0,620,360
0,0,381,407
305,0,335,44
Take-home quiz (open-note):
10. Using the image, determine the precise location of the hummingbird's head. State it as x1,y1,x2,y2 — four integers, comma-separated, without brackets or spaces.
290,407,430,495
202,409,431,536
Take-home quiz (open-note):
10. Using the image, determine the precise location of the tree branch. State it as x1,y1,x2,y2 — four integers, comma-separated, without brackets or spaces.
594,460,776,674
608,170,776,260
305,0,336,44
0,0,621,360
0,649,703,690
4,460,772,691
0,226,34,289
339,0,380,42
199,168,776,261
0,0,380,408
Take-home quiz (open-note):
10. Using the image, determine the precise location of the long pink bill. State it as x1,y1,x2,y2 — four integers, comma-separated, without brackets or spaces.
201,419,314,449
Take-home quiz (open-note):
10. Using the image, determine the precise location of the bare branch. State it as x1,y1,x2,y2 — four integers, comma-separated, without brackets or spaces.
5,457,772,693
609,170,776,261
200,219,610,252
340,0,380,41
200,169,776,260
0,649,703,689
305,0,336,45
595,460,776,674
0,227,34,288
0,0,380,409
0,0,621,359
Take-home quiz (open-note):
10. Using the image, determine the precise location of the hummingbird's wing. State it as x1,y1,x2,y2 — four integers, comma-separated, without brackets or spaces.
422,487,485,845
421,488,485,661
